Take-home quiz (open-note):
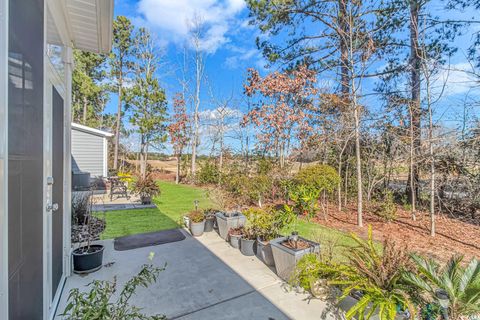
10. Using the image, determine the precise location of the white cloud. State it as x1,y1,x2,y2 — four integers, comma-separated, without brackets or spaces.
137,0,246,53
200,106,243,121
438,62,479,96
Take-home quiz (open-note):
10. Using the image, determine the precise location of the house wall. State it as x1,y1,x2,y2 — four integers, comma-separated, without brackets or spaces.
7,0,45,318
0,0,9,319
71,129,106,177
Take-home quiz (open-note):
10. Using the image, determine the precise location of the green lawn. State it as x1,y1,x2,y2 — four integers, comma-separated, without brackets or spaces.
99,181,369,260
283,219,361,262
99,180,212,239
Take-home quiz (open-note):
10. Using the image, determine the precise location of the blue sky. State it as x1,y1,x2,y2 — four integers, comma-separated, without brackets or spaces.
107,0,480,154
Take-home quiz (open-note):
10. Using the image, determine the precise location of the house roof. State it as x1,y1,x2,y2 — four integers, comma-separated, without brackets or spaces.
72,123,114,138
64,0,114,54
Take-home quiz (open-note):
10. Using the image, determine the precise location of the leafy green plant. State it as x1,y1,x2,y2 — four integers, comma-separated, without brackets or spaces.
61,263,166,320
403,254,480,320
290,253,323,292
188,210,205,223
132,174,161,198
374,190,397,222
321,228,415,320
290,185,320,219
197,161,221,185
242,206,295,241
295,164,340,194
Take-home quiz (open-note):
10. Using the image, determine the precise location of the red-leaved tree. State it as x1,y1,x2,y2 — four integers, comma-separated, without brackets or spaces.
242,65,318,168
168,93,190,184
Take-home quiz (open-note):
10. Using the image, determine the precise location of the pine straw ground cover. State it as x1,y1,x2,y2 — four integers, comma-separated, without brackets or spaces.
309,203,480,262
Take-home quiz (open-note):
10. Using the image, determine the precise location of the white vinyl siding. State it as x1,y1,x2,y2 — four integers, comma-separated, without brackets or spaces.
71,129,106,177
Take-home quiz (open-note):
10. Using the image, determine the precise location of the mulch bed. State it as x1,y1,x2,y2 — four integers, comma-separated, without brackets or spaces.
311,203,480,262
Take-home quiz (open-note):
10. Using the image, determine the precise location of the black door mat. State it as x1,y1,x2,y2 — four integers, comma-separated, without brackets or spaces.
114,229,187,251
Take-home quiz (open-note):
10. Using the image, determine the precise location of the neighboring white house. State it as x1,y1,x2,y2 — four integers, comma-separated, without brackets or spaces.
71,123,113,178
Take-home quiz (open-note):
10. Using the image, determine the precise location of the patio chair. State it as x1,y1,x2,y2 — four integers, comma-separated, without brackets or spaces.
108,176,130,201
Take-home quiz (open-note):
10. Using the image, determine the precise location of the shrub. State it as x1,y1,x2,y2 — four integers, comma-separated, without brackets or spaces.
132,173,161,198
295,164,340,194
188,210,205,223
290,253,323,292
375,190,397,222
197,161,221,185
319,227,415,320
243,206,295,241
61,263,166,320
289,185,320,219
72,192,92,225
404,255,480,320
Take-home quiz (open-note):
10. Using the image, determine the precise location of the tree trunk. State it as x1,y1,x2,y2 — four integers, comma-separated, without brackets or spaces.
82,96,88,124
338,0,350,98
406,0,421,209
353,98,363,227
175,154,181,184
191,53,201,179
140,138,147,180
114,70,123,171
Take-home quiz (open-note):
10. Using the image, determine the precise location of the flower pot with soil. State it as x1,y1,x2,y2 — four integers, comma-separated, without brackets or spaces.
270,233,320,281
215,211,246,240
228,227,244,249
188,210,206,237
203,209,217,232
240,227,256,256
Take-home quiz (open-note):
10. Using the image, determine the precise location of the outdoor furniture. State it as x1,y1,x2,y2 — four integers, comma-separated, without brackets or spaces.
108,176,130,201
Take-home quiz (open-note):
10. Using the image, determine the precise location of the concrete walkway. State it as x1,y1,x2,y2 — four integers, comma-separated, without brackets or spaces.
56,229,343,320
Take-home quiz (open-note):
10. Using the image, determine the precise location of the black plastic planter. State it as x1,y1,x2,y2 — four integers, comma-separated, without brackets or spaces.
140,196,152,205
73,244,105,274
256,239,275,266
215,212,246,240
240,238,256,256
204,217,215,232
270,236,320,281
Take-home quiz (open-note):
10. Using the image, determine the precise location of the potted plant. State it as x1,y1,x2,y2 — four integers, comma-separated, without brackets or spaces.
188,210,205,237
269,205,320,280
215,211,246,240
132,173,160,205
228,227,244,249
203,208,217,232
240,226,257,256
247,207,294,267
72,194,105,274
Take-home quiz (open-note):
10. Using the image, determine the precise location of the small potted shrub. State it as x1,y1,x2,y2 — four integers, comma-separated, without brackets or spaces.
132,173,161,205
203,208,218,232
72,194,105,274
228,227,244,249
270,205,320,281
215,211,246,240
240,226,256,256
188,210,206,237
249,207,294,267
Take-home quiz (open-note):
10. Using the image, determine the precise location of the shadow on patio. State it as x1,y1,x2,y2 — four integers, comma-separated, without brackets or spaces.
56,228,342,320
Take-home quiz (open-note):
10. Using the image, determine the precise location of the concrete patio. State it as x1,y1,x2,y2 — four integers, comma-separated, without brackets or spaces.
56,229,344,320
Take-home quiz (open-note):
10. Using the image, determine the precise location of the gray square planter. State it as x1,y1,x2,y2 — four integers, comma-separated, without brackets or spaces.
215,212,246,240
270,236,320,281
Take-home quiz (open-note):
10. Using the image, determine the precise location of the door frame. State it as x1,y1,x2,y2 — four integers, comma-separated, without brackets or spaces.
0,0,9,319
